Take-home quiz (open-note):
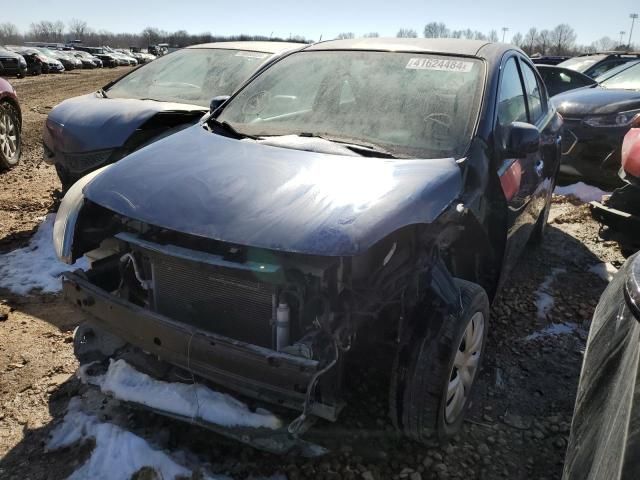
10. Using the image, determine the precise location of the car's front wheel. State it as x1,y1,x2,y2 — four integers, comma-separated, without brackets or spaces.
0,101,21,170
390,278,489,445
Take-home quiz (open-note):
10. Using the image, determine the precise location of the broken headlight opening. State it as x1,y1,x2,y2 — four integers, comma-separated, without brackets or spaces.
60,203,426,443
53,165,111,263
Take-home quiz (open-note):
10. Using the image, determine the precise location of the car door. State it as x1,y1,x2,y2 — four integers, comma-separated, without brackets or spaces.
519,57,562,221
495,54,558,269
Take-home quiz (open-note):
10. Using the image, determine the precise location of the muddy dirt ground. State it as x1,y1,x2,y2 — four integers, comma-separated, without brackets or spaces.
0,70,628,480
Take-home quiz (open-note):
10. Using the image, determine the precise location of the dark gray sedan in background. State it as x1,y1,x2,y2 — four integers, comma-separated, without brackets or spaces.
43,41,304,188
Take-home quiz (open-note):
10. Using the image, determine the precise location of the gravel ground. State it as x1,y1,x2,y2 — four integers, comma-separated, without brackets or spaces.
0,70,627,480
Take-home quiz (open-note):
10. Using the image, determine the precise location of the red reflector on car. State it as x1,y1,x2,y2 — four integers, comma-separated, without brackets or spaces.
500,160,522,202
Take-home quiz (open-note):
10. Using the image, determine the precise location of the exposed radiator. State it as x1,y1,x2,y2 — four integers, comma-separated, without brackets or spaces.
149,252,275,347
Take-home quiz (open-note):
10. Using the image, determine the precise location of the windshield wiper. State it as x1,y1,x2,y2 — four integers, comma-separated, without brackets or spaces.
207,117,255,139
97,88,108,98
297,132,398,158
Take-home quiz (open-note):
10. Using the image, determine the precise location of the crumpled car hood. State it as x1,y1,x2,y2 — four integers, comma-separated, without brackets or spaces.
44,93,206,153
85,126,463,256
552,88,640,117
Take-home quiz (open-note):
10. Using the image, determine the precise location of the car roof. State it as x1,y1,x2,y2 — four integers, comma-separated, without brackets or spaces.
186,41,306,54
302,37,502,57
576,51,640,58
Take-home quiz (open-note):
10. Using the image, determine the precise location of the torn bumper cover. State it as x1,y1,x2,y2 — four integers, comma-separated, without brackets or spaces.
62,271,342,451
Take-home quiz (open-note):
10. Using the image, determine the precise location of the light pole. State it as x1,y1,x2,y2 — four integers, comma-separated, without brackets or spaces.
502,27,509,42
619,31,626,46
629,13,639,49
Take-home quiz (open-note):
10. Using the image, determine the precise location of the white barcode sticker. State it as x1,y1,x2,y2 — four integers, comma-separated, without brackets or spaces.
406,58,474,72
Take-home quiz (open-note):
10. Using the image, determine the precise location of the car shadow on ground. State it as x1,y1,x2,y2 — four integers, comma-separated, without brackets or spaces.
0,224,618,480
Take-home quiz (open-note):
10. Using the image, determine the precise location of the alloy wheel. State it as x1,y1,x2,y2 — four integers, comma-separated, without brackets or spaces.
0,110,18,160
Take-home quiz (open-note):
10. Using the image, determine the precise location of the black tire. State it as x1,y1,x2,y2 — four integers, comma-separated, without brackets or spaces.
390,278,490,445
0,101,21,170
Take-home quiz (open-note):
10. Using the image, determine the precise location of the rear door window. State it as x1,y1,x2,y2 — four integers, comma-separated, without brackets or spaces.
497,57,527,127
520,61,546,123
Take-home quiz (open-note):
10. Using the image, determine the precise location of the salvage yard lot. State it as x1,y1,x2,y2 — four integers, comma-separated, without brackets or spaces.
0,69,626,479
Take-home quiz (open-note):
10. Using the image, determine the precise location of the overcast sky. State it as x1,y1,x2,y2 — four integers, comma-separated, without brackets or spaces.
7,0,640,45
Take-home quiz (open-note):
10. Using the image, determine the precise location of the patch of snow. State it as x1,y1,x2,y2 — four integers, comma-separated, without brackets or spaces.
534,268,565,319
80,359,282,430
46,397,198,480
525,322,582,341
0,214,87,295
554,182,609,203
589,262,618,282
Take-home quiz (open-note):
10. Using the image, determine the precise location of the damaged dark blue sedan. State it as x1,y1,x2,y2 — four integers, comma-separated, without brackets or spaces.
54,38,562,450
43,41,304,189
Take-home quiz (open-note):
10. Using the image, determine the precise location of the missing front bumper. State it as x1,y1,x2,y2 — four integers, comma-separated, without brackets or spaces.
62,271,343,423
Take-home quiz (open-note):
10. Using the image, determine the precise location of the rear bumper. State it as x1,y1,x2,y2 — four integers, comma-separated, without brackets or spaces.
62,271,341,422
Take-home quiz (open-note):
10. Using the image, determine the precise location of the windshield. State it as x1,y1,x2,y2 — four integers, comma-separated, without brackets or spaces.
595,60,640,84
217,50,484,159
106,48,270,107
558,55,606,72
37,48,59,57
600,62,640,90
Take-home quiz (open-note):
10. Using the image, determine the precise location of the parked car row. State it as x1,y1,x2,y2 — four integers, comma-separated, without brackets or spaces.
0,43,156,78
526,51,640,189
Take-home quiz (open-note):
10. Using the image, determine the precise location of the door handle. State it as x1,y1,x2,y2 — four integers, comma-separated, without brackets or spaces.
535,160,544,176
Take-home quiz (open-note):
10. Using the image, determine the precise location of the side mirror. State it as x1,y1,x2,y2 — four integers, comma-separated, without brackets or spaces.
210,95,230,113
502,122,541,158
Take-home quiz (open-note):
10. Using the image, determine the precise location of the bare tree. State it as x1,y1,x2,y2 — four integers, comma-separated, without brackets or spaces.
397,28,418,38
450,30,463,39
462,29,475,40
169,29,189,47
473,31,487,41
68,18,89,39
363,32,380,38
0,22,19,43
141,26,162,45
524,27,538,54
423,22,449,38
591,36,616,52
549,24,576,55
53,20,65,41
511,32,524,48
488,30,499,42
537,29,551,55
336,32,355,40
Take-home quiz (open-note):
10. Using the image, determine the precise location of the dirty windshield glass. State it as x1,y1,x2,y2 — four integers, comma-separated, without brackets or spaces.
106,48,270,107
600,62,640,90
217,50,484,158
558,55,605,72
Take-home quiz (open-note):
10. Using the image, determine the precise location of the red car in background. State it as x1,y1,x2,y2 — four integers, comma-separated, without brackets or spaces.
0,76,21,169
